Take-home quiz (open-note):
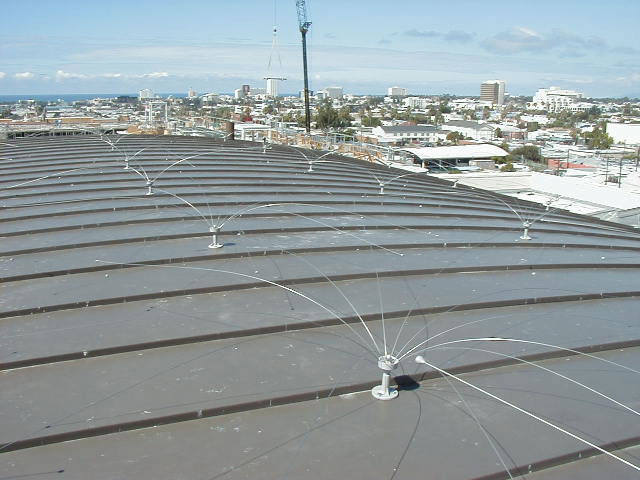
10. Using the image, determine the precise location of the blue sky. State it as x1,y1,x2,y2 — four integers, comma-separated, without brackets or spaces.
1,0,639,97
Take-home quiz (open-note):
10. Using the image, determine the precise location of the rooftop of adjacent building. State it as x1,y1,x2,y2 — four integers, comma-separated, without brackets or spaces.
2,134,640,479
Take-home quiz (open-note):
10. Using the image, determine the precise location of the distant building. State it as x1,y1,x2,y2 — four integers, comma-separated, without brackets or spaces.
607,123,640,144
480,80,505,105
403,144,510,168
388,86,408,97
403,97,434,109
266,79,279,97
372,124,438,144
566,102,595,113
139,89,154,100
187,88,197,99
324,87,343,100
441,120,496,141
234,89,245,100
201,93,219,104
242,85,250,96
531,87,584,112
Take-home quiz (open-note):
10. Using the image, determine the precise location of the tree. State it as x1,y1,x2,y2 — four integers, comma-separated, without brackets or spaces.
585,127,613,150
438,103,452,114
362,115,381,127
366,96,383,108
338,106,353,126
315,100,351,130
494,127,503,138
263,104,275,115
241,107,252,122
500,162,515,172
446,131,463,144
588,106,601,117
512,145,542,162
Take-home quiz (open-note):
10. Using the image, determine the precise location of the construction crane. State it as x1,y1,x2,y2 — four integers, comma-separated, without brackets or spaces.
264,1,286,97
296,0,312,133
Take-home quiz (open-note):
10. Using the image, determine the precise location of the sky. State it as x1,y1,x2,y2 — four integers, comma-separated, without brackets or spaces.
1,0,639,97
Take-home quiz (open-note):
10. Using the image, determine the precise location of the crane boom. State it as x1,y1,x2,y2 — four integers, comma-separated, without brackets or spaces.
296,0,311,32
295,0,312,133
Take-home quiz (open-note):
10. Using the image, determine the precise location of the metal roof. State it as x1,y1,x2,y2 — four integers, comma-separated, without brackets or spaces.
444,120,495,131
2,135,640,479
404,143,510,160
377,125,438,134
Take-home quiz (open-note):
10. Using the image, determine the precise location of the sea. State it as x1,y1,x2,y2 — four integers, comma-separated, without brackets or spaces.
0,93,189,103
0,92,297,103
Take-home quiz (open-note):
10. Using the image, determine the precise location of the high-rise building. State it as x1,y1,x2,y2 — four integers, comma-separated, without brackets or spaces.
139,88,154,100
324,87,343,100
480,80,505,105
531,87,584,112
388,86,408,97
187,88,197,99
266,78,279,97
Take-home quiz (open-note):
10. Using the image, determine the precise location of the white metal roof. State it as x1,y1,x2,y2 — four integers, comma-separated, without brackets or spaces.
404,144,509,160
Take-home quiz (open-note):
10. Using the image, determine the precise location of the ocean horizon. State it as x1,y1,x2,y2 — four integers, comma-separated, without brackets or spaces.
0,92,304,103
0,93,191,103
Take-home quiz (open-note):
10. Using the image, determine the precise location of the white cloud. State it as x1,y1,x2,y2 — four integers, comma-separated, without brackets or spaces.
144,72,169,78
56,70,88,80
482,27,546,53
124,71,171,79
52,70,165,81
616,73,640,84
0,72,6,79
14,72,34,80
481,26,633,58
404,29,475,44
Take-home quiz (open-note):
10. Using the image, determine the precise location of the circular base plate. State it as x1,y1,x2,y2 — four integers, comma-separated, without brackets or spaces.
520,235,531,240
208,243,223,249
371,386,398,401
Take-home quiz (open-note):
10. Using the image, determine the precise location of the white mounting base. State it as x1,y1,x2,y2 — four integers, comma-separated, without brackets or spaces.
372,360,399,400
208,243,223,249
371,385,398,400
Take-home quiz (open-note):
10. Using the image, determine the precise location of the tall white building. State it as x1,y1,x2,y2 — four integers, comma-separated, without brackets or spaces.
324,87,343,100
187,87,197,99
480,80,505,105
139,88,155,100
532,87,584,112
403,97,433,109
266,78,279,97
388,86,408,97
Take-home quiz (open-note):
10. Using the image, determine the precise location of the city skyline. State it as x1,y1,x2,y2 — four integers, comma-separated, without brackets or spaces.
1,0,639,97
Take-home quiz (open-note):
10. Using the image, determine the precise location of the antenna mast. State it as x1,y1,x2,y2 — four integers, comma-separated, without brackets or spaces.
296,0,312,133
